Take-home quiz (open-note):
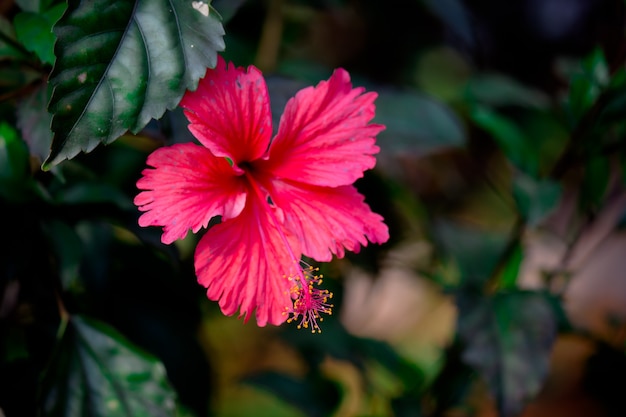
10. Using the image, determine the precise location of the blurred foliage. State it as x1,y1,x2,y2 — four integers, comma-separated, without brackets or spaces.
2,0,626,417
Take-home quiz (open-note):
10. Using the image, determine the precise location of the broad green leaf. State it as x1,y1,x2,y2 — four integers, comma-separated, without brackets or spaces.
375,89,466,156
464,74,549,109
456,291,560,417
41,315,178,417
244,371,339,417
16,83,53,162
512,174,561,226
44,0,225,168
432,220,509,288
14,3,66,65
470,105,540,176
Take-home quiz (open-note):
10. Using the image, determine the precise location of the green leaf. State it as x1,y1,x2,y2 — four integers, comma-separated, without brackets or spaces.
15,0,54,13
14,3,66,65
41,315,178,417
512,174,561,227
432,220,509,288
470,105,541,176
464,74,549,109
0,16,29,60
456,291,560,417
581,155,611,212
16,83,53,163
375,89,466,156
244,371,339,417
54,182,135,210
0,122,35,202
44,0,225,168
41,220,84,291
498,242,523,289
565,48,609,125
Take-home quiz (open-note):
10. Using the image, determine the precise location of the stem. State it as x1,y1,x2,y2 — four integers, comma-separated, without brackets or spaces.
254,0,283,73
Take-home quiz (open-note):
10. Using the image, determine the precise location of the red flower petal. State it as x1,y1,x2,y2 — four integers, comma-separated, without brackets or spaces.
134,143,247,244
180,56,272,165
195,195,301,326
269,180,389,262
260,68,385,187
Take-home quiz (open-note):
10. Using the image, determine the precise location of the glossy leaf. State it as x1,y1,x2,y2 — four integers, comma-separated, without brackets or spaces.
457,291,559,417
44,0,225,168
41,315,178,417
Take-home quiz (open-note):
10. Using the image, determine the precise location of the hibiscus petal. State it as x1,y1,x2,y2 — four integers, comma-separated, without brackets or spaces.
134,143,247,244
180,56,272,165
195,196,302,326
261,68,385,187
269,180,389,262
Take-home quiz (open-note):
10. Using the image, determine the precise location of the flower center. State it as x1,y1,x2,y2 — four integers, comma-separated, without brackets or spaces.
285,262,333,333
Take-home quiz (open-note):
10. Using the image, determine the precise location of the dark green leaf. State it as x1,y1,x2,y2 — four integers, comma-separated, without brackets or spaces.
0,123,28,181
433,220,509,288
0,122,34,201
498,242,523,289
54,182,135,210
41,220,84,291
464,74,549,109
0,16,29,60
469,105,538,175
581,155,611,212
512,174,561,226
375,89,466,156
41,315,178,417
44,0,225,168
456,291,559,417
16,83,53,163
14,3,66,65
15,0,53,13
244,371,339,417
565,48,609,125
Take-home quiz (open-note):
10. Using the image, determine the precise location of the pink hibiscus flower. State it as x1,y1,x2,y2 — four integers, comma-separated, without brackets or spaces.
134,57,389,331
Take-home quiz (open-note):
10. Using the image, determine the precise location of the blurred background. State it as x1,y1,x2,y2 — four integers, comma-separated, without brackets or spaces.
2,0,626,416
